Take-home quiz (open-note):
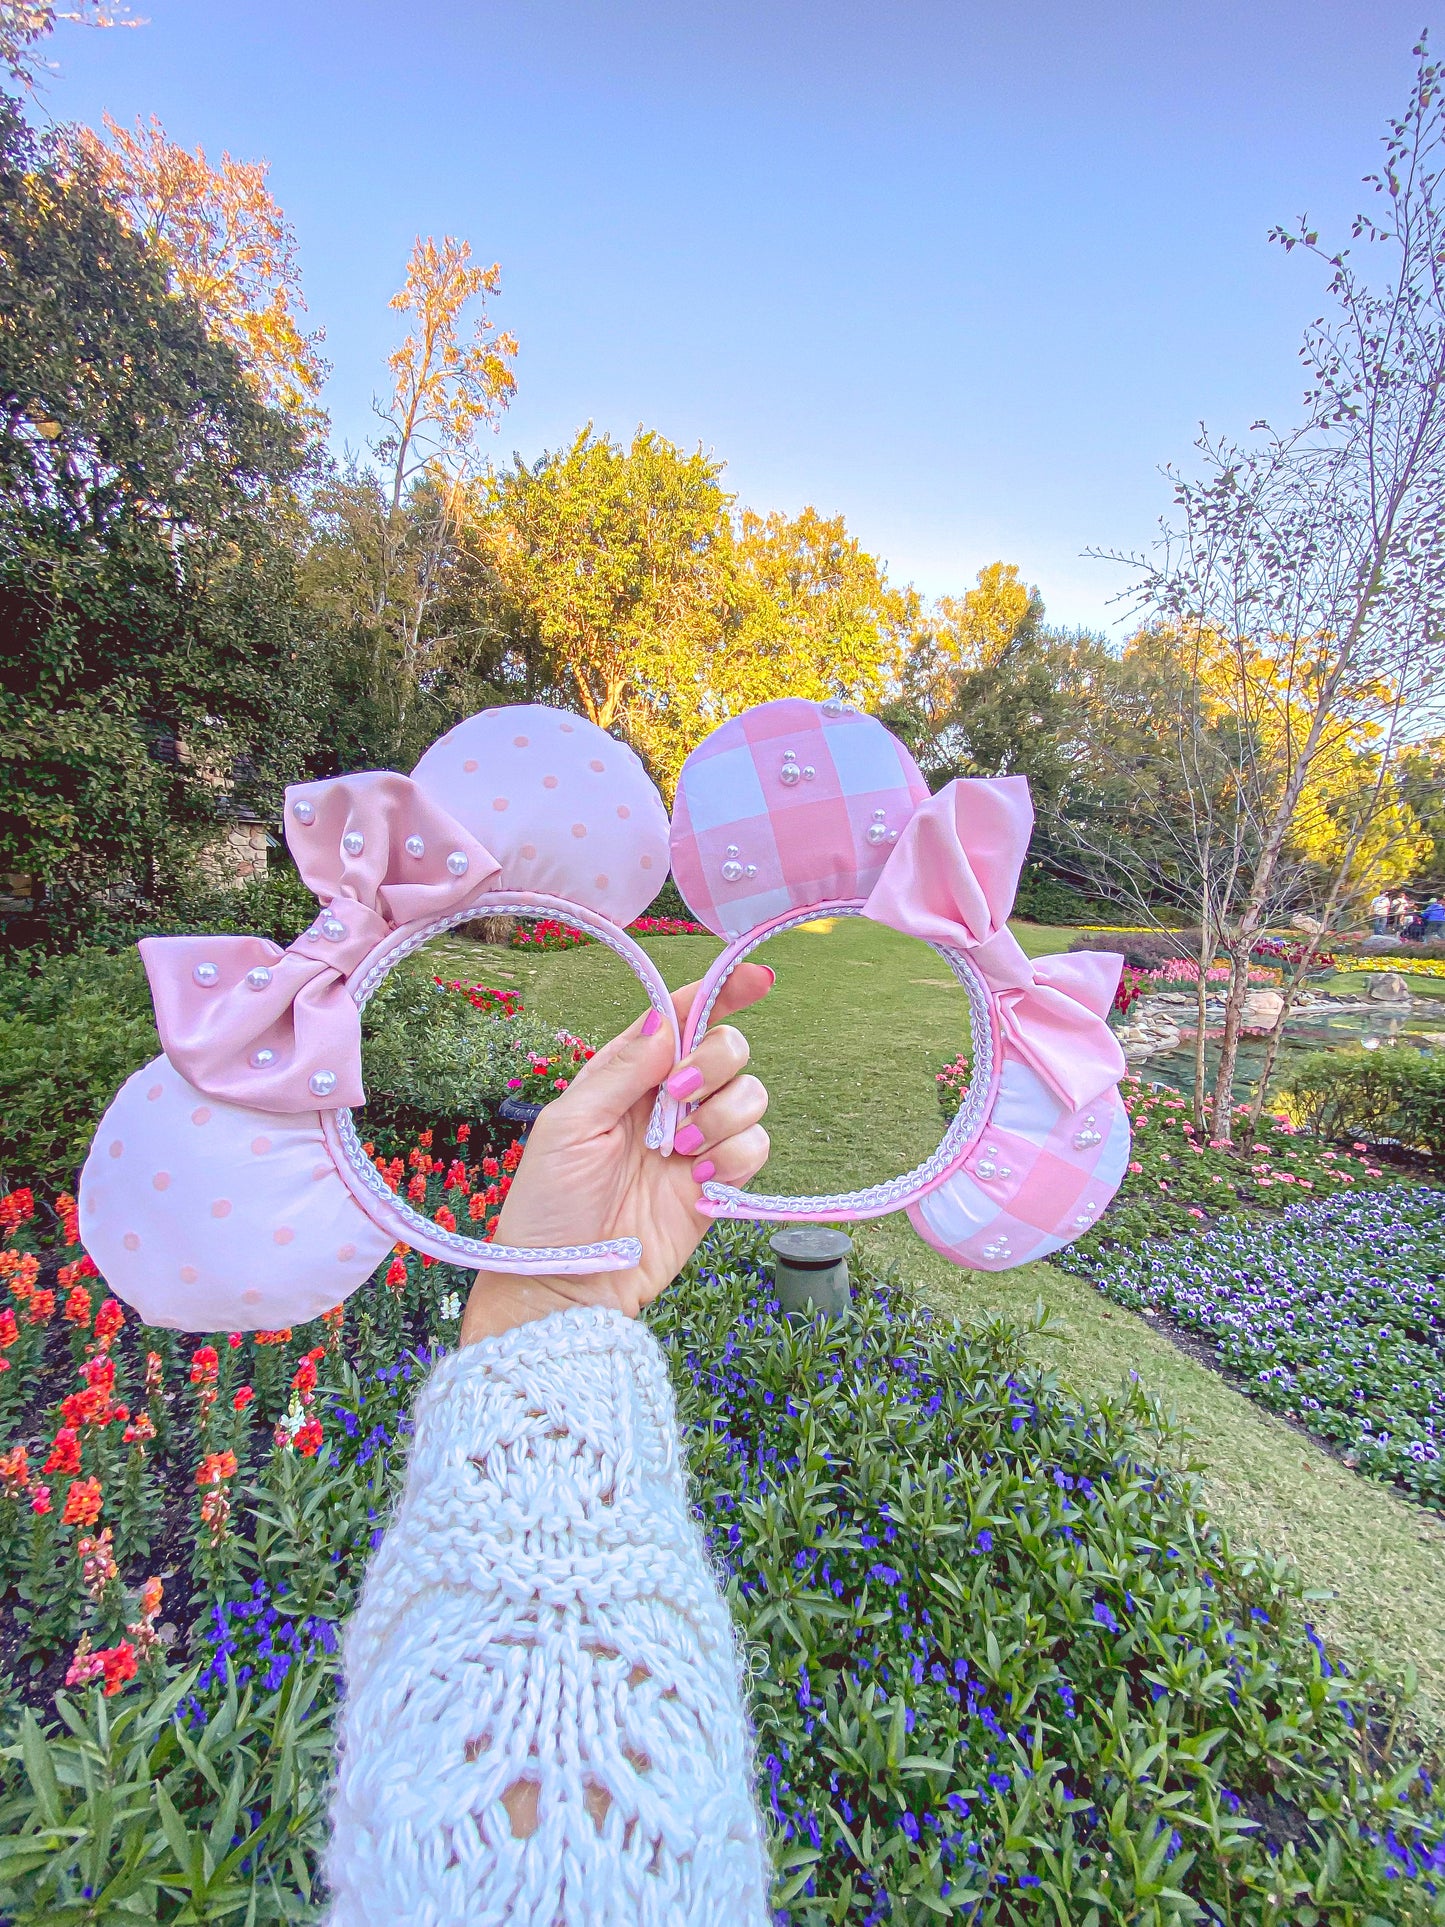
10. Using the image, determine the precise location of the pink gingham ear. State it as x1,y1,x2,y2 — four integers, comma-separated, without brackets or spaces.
670,697,930,939
411,704,670,928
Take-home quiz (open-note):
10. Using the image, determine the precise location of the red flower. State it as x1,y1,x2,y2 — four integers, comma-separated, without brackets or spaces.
227,1331,243,1349
481,1156,499,1179
85,1355,115,1392
418,1129,433,1149
93,1298,125,1344
30,1483,51,1515
406,1174,427,1203
385,1256,407,1289
0,1306,16,1350
443,1158,469,1193
255,1328,292,1346
233,1385,255,1412
456,1122,471,1143
189,1346,220,1386
294,1417,324,1457
195,1450,238,1486
44,1428,81,1475
0,1188,35,1233
62,1476,103,1526
468,1193,487,1221
502,1142,523,1174
291,1357,318,1397
99,1640,138,1697
433,1205,457,1234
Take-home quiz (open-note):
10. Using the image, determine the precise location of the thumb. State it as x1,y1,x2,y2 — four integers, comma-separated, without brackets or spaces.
556,1007,676,1133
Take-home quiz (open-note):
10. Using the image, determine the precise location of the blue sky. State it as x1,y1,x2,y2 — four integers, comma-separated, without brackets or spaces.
34,0,1440,632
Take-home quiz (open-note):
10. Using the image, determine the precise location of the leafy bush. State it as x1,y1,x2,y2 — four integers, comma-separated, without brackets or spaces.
1059,1187,1445,1509
360,965,594,1134
1279,1047,1445,1160
0,950,158,1193
1,1183,1442,1921
1010,864,1091,925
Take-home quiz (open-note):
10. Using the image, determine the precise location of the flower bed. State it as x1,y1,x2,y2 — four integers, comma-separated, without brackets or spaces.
504,914,712,950
1058,1188,1445,1508
0,1193,1441,1920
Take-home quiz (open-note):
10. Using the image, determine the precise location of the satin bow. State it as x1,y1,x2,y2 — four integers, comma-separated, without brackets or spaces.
140,771,501,1113
864,776,1126,1111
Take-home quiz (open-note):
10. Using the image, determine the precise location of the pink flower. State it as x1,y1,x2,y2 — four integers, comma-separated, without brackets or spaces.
506,1077,523,1090
1188,1207,1205,1219
1128,1161,1142,1174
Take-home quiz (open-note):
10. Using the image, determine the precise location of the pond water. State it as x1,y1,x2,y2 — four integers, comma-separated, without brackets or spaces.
1143,1004,1444,1105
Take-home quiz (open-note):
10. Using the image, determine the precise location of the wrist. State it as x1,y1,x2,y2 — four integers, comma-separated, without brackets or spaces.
458,1269,632,1347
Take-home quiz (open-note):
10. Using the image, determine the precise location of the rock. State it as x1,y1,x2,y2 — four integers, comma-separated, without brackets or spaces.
1368,972,1412,1004
1243,988,1285,1027
1290,913,1324,935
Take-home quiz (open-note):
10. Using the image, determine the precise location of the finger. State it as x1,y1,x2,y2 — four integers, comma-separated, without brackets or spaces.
670,961,774,1032
690,1123,770,1194
670,1073,767,1158
661,1022,749,1108
551,1005,677,1132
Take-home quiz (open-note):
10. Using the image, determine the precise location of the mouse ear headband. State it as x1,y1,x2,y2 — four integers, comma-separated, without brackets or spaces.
670,698,1131,1271
79,707,679,1332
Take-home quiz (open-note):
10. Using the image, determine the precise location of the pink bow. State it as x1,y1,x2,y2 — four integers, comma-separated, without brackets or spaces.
864,777,1126,1110
140,772,501,1113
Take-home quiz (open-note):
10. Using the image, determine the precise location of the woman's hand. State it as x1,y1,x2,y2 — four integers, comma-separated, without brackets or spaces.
459,966,773,1345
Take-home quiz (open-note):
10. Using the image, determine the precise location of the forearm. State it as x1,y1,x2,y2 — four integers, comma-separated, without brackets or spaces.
325,1307,770,1927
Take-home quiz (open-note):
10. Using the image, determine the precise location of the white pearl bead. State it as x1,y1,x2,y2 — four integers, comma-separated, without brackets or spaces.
802,765,816,780
192,962,219,987
309,1069,337,1098
245,966,272,991
320,916,346,941
446,851,469,876
291,799,315,825
866,822,889,845
250,1047,275,1069
341,830,364,856
720,860,744,883
725,844,739,857
745,864,758,878
404,835,426,859
779,762,801,787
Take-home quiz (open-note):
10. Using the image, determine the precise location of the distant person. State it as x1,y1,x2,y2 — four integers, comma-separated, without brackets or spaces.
1423,897,1445,942
1369,889,1391,936
1391,892,1413,934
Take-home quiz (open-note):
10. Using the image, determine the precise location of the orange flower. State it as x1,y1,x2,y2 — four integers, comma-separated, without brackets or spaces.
100,1640,137,1696
62,1284,92,1327
93,1298,125,1345
45,1429,82,1475
0,1444,30,1492
189,1346,219,1386
294,1417,324,1457
26,1288,54,1325
433,1205,457,1234
195,1450,238,1487
468,1193,487,1222
54,1191,80,1247
138,1575,163,1619
62,1476,103,1527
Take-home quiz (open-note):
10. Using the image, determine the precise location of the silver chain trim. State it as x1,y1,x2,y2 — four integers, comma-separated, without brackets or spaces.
332,894,667,1269
690,905,996,1218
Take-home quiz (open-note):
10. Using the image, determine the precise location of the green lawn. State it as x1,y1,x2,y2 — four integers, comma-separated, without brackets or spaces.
428,917,1445,1728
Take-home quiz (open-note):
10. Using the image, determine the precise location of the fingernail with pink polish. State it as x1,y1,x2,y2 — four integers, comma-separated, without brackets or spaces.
692,1158,716,1183
674,1122,706,1155
666,1064,704,1099
641,1008,663,1036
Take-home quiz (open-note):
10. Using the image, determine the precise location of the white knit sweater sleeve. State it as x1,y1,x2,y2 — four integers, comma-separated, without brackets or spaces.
324,1306,772,1927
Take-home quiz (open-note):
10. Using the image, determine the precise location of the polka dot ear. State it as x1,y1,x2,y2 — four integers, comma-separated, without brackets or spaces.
410,705,671,927
670,697,931,939
79,1058,392,1333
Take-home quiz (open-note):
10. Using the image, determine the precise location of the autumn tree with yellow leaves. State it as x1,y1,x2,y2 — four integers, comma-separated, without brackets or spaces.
71,114,327,416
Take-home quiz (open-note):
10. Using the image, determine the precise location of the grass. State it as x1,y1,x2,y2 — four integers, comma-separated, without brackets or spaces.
427,916,1445,1729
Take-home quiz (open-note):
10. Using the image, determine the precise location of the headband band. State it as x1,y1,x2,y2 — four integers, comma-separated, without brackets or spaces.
79,707,679,1332
670,698,1131,1270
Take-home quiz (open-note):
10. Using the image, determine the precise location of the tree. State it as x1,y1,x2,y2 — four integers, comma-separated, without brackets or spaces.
1094,37,1445,1137
1,1,139,92
718,506,913,724
70,113,327,416
479,426,732,786
0,100,317,917
304,235,519,769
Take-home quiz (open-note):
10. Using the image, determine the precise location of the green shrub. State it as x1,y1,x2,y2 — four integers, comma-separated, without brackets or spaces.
1011,864,1090,925
639,872,694,922
1278,1046,1445,1159
1071,929,1206,970
1,866,317,958
0,948,159,1192
359,962,593,1135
